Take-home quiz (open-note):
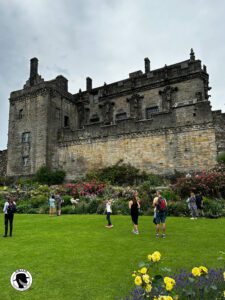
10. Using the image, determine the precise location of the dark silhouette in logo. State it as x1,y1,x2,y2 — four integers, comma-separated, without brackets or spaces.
14,273,29,289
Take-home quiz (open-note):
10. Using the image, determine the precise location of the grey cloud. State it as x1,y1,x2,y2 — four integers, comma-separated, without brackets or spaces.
0,0,225,149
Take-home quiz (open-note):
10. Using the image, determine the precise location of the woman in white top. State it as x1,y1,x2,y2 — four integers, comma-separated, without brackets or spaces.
105,199,113,228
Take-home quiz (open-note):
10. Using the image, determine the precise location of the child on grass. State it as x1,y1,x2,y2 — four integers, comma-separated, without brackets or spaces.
105,199,113,228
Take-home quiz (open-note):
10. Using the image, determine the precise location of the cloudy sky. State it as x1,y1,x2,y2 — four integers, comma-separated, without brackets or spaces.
1,0,225,150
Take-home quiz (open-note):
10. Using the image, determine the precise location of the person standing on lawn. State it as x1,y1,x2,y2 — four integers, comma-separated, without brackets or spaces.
188,191,198,220
49,195,56,216
153,190,167,238
55,193,63,216
3,197,17,237
195,192,204,217
105,199,113,228
129,190,141,234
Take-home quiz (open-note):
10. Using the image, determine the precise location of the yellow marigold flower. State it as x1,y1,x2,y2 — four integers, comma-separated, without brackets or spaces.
192,267,201,277
199,266,208,275
142,274,150,283
134,276,142,286
164,276,176,285
165,282,174,291
145,283,152,293
148,254,152,261
140,267,148,274
151,251,161,262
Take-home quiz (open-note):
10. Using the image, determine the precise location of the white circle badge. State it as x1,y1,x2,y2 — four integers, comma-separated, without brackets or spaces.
10,269,32,291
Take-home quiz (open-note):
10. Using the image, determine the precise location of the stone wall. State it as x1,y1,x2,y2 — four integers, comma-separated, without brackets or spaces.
0,150,7,177
53,124,217,180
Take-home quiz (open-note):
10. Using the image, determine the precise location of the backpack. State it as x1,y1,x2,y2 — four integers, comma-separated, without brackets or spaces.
157,197,167,212
7,203,16,214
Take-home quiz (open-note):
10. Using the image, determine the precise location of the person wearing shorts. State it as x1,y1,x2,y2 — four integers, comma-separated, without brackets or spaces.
153,190,167,238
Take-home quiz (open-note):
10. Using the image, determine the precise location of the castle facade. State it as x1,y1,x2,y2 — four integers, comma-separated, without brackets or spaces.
6,50,225,179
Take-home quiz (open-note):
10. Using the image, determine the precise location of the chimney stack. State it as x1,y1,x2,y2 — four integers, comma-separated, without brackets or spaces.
86,77,92,92
30,57,38,80
144,57,150,73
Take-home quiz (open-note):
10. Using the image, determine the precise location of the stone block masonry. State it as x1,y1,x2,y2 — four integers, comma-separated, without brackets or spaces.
6,50,225,179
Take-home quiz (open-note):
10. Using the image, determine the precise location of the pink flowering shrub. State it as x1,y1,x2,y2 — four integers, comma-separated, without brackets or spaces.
64,181,105,197
173,171,225,198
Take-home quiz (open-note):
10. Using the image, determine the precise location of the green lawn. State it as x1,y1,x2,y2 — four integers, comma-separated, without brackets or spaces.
0,214,224,300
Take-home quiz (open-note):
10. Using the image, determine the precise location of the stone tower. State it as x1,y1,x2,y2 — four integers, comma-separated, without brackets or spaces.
7,58,75,176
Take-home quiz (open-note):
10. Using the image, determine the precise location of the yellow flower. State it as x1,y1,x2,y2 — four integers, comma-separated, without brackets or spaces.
132,273,136,277
148,254,152,261
134,276,142,286
223,272,225,281
145,283,152,293
164,276,175,285
199,266,208,275
165,282,174,291
223,290,225,297
151,251,161,262
192,267,201,277
142,274,150,283
140,267,148,274
158,296,173,300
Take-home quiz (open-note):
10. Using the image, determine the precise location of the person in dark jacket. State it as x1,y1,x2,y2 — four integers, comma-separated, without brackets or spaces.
3,197,16,237
195,192,204,217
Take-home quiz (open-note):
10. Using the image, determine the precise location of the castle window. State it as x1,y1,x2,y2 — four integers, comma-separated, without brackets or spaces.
22,132,31,143
64,116,69,128
56,108,60,119
90,114,100,123
19,109,23,119
116,112,127,120
22,156,29,167
146,106,159,119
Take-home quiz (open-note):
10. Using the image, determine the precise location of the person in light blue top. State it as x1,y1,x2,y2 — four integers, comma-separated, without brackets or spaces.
49,195,56,216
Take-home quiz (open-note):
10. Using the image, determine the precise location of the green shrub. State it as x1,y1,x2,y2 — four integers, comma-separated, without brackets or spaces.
87,199,101,214
61,205,76,214
30,195,48,208
162,189,180,201
35,166,65,185
62,195,72,206
203,197,225,218
86,160,147,185
112,198,130,215
166,201,189,216
217,152,225,164
16,203,33,213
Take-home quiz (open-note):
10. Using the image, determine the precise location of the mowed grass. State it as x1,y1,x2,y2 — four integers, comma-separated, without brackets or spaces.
0,215,224,300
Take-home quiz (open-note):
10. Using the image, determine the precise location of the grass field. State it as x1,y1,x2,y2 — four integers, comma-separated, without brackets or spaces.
0,214,224,300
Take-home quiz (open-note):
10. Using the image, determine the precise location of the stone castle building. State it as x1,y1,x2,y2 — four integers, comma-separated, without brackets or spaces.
5,50,225,179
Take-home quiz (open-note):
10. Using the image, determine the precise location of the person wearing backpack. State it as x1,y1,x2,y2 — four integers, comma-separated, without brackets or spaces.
153,190,167,238
3,197,17,237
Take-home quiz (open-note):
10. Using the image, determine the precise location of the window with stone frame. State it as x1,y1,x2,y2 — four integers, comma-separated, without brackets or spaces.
116,112,127,120
22,156,29,167
22,132,31,143
64,115,69,128
18,109,23,119
146,106,159,119
56,108,61,119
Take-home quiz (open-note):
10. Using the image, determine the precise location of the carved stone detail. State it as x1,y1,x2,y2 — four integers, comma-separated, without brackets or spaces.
99,101,114,125
127,94,143,120
159,86,178,111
